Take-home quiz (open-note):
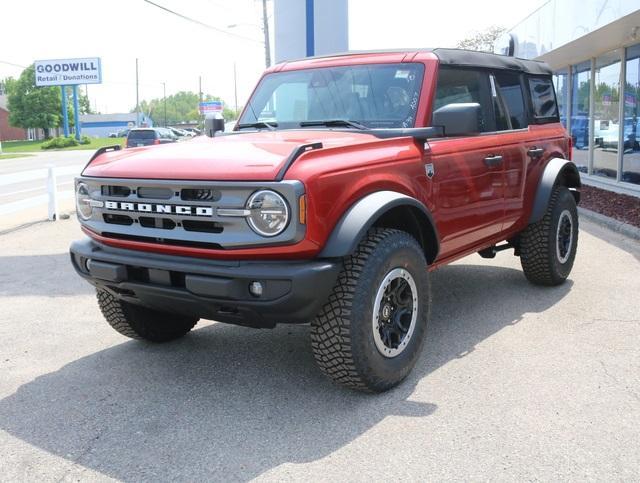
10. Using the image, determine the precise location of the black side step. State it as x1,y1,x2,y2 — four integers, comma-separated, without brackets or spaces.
478,243,515,259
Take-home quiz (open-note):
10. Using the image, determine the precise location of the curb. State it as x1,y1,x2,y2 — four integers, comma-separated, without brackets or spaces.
578,207,640,241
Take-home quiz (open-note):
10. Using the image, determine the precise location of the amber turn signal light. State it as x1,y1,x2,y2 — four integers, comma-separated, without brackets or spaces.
299,195,306,224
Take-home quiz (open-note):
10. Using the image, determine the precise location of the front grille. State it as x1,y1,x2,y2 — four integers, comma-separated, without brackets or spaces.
80,177,303,250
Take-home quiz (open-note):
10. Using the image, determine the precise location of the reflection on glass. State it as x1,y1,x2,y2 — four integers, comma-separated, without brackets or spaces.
553,69,569,128
623,44,640,185
570,62,591,172
593,50,621,180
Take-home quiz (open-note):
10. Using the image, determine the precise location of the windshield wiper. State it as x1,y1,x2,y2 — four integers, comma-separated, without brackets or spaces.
236,121,277,131
299,119,369,130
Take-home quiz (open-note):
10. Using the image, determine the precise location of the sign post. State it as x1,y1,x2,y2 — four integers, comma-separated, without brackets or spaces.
60,86,70,137
35,57,102,138
72,85,81,140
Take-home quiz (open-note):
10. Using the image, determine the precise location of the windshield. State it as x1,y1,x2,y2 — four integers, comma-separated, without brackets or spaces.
239,63,424,129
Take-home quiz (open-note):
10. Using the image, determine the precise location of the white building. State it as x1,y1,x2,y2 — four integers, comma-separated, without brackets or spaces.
498,0,640,193
80,113,153,138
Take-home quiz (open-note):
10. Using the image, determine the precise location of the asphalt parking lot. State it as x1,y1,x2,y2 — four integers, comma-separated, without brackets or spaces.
1,218,639,481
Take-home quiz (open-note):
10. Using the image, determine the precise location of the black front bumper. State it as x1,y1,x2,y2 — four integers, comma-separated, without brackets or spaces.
70,238,340,328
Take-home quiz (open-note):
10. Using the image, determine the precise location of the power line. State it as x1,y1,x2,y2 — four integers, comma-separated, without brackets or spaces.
142,0,262,43
0,60,27,69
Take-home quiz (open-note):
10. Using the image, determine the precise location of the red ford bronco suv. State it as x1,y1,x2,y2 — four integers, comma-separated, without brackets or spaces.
70,49,580,392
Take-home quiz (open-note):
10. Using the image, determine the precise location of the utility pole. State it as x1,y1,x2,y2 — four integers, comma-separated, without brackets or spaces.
233,62,238,116
199,75,203,127
261,0,271,68
162,82,167,127
135,58,140,127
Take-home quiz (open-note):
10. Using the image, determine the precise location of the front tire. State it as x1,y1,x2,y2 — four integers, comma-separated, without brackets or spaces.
97,289,198,342
520,185,579,286
310,228,430,392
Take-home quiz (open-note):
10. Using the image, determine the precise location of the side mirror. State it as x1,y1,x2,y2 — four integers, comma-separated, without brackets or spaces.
432,102,482,137
204,116,225,137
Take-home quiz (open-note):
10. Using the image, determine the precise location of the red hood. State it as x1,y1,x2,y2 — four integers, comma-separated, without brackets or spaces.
82,130,380,181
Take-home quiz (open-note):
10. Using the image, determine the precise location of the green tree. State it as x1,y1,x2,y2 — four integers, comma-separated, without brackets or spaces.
5,65,61,138
134,91,231,126
456,26,506,53
223,106,240,121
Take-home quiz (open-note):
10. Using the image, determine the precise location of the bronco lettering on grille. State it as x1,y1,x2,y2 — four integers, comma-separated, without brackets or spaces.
104,201,213,217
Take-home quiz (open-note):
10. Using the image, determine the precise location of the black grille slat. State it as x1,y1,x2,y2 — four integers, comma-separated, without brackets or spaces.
137,187,173,199
139,217,176,230
182,220,223,233
103,214,134,225
181,188,221,201
101,186,131,197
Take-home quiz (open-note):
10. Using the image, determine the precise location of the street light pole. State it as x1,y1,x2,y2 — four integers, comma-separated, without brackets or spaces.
162,82,167,127
135,58,140,127
261,0,271,68
233,62,238,116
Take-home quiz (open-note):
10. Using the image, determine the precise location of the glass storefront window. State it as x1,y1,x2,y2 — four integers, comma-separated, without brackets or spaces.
553,68,569,128
592,49,622,180
570,61,591,172
623,44,640,185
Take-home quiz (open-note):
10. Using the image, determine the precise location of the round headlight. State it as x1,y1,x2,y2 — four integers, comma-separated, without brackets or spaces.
76,182,93,220
246,190,290,237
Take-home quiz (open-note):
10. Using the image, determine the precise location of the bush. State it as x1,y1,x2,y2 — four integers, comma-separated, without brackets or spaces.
41,136,80,150
80,135,91,145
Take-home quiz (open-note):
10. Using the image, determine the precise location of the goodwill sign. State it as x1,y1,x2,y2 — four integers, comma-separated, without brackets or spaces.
34,57,102,86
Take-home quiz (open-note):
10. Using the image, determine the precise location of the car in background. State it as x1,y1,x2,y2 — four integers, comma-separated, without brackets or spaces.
183,127,201,136
594,119,619,149
169,127,194,138
108,129,130,138
125,128,177,148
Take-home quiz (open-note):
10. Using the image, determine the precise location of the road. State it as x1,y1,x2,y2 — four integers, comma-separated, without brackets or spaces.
0,150,93,230
0,217,639,481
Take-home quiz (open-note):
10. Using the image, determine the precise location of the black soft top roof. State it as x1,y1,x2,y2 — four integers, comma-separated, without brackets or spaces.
432,48,551,75
287,48,552,76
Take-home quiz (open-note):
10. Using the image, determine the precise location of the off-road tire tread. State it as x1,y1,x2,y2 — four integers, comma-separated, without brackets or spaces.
520,186,577,286
97,289,197,342
310,228,424,391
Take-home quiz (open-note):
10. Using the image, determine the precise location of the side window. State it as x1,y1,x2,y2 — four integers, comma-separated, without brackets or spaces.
494,71,528,129
528,76,559,121
434,68,494,132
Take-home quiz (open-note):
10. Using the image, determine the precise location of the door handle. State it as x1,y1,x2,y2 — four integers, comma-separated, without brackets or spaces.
527,147,545,158
483,154,503,167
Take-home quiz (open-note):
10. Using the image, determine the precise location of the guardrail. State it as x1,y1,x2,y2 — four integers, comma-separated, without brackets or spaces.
0,164,81,219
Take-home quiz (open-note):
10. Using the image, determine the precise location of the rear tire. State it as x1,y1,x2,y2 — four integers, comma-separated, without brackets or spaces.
520,186,578,286
310,228,430,392
97,289,198,342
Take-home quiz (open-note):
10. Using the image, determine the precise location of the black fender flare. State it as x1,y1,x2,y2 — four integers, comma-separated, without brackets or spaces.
319,190,439,261
529,157,581,224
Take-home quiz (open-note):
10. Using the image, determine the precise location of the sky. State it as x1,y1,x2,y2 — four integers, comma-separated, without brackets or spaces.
0,0,547,115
